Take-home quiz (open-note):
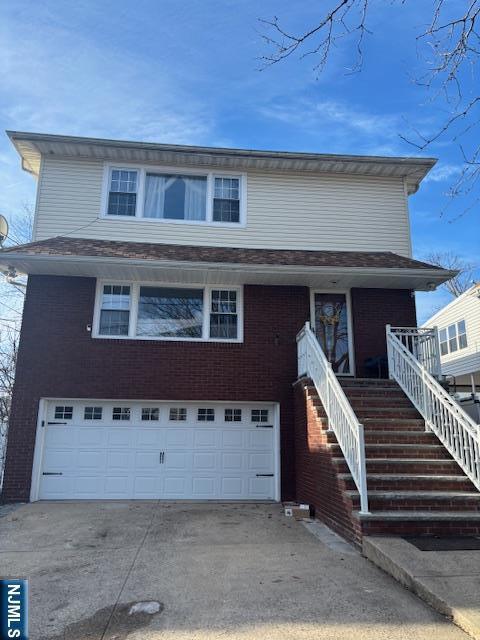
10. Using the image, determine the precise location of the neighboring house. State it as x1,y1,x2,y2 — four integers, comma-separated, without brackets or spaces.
423,283,480,421
1,131,479,544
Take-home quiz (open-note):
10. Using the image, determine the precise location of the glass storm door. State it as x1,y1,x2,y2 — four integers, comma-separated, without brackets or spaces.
314,293,352,374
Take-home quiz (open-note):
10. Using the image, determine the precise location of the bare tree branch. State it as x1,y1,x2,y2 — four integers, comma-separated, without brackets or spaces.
259,1,480,217
425,251,479,297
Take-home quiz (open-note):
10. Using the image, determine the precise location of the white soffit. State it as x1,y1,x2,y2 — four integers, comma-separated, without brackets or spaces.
7,131,437,194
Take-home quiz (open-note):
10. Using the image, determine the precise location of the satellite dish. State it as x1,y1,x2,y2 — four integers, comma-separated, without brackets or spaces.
0,215,8,246
0,215,8,247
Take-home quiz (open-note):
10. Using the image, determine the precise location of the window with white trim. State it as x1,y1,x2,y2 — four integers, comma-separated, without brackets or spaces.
95,283,242,342
213,177,240,222
112,407,130,421
84,406,102,420
169,407,187,421
225,408,242,422
99,285,130,336
107,169,138,216
251,409,269,423
104,165,244,225
198,408,215,421
55,406,73,420
439,320,468,356
142,407,160,421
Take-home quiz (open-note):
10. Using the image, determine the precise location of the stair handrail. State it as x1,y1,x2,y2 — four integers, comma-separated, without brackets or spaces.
386,324,480,491
297,322,369,513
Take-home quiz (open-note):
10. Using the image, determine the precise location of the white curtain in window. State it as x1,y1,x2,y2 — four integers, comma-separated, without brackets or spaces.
184,178,206,220
144,175,168,218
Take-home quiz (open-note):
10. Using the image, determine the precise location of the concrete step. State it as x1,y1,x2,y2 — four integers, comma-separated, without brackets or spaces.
355,510,480,521
339,473,475,492
348,490,480,511
332,457,464,475
340,388,407,399
348,397,414,409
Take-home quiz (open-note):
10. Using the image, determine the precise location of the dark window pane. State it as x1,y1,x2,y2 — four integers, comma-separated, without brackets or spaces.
99,310,130,335
459,333,468,349
440,342,448,356
210,314,237,339
213,198,240,222
108,192,137,216
137,287,203,338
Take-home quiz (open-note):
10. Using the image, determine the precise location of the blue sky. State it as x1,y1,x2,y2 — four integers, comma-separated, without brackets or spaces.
0,0,478,323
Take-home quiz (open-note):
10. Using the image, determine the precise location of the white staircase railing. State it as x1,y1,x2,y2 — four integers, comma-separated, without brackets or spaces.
387,325,480,491
387,326,442,378
297,322,369,513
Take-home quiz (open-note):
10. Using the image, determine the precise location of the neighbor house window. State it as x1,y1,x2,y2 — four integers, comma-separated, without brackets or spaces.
144,174,207,220
104,165,244,224
107,169,138,216
54,406,73,420
96,283,241,342
99,285,130,336
439,321,468,356
213,177,240,222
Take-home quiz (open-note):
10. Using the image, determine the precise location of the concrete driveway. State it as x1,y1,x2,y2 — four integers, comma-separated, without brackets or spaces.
0,502,470,640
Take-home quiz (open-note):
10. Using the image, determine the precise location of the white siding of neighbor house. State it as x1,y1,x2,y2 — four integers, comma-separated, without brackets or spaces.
423,287,480,378
33,156,413,255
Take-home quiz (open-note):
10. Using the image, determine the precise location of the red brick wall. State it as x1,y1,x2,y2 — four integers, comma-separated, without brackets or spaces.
2,276,310,502
351,288,416,377
2,277,416,503
293,380,362,544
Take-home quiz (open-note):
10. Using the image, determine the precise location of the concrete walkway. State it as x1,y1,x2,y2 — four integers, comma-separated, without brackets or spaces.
364,536,480,639
0,502,471,640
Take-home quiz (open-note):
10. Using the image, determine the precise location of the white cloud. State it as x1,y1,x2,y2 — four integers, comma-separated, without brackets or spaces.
423,163,463,183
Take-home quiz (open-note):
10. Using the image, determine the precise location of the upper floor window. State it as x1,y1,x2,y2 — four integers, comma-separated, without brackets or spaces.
94,282,242,342
439,320,467,355
104,165,245,225
108,170,137,216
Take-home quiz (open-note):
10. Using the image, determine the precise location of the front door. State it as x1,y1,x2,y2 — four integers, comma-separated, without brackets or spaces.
313,292,353,375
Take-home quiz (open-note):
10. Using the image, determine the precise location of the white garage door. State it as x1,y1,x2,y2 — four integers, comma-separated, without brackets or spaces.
35,400,278,501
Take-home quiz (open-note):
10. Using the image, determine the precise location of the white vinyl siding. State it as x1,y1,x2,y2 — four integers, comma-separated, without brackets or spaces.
423,287,480,378
33,157,412,255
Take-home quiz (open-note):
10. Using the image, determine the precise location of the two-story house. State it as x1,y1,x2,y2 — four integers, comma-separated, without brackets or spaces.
2,131,479,545
423,283,480,422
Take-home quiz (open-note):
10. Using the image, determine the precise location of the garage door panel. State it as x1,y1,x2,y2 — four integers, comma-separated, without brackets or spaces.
248,430,274,449
163,476,189,496
78,429,105,447
192,477,216,497
193,430,218,448
107,450,132,470
165,451,190,470
38,401,277,500
193,452,217,470
105,476,131,496
166,429,192,447
135,429,164,448
44,428,72,447
221,430,244,448
134,450,160,471
77,450,106,471
107,429,132,447
222,452,244,470
42,449,75,470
